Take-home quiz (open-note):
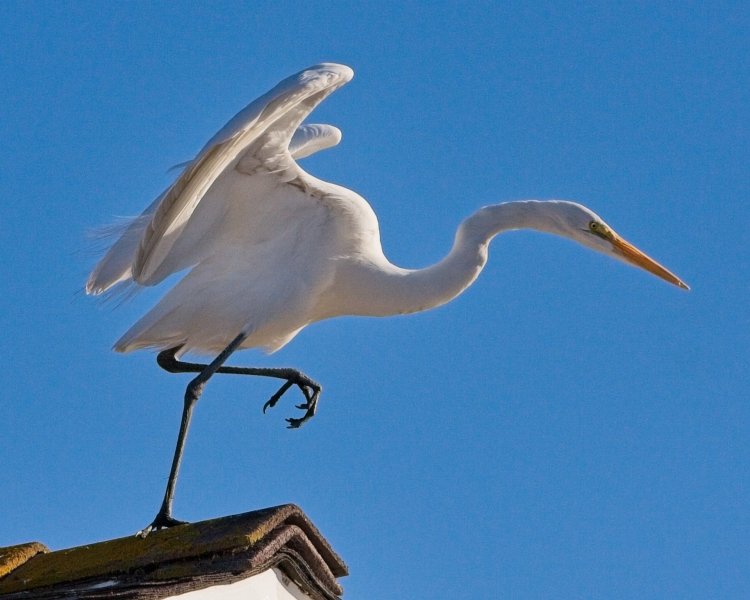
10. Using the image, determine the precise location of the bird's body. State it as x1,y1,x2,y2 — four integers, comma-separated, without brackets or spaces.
87,63,687,534
114,174,357,355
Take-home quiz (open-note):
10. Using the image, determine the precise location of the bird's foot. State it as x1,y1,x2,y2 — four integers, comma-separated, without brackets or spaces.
287,385,320,429
262,372,321,428
136,512,188,538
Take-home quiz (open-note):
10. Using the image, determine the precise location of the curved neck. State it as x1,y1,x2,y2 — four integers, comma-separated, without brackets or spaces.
329,201,560,317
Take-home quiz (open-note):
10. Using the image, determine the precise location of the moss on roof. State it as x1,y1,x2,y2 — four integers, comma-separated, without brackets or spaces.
0,543,48,580
0,504,346,598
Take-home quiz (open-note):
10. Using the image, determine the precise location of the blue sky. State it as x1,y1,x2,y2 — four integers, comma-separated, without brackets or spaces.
1,2,747,598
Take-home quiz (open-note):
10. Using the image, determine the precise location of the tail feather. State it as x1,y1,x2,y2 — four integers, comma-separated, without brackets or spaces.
86,195,162,296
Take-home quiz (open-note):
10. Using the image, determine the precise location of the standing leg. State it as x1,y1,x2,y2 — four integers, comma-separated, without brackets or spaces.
138,334,322,537
138,333,248,537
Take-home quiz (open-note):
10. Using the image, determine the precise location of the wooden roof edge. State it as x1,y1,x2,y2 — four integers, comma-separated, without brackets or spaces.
0,505,346,598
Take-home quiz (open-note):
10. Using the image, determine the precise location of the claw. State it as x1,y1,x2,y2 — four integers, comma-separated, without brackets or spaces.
264,380,294,413
286,417,304,429
263,375,320,428
137,525,159,538
285,387,319,429
137,513,187,538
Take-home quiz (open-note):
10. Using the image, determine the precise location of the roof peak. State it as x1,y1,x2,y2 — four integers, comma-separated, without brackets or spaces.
0,504,346,600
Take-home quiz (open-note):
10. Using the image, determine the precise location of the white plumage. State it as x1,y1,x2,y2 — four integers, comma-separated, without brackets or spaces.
87,63,687,534
88,64,358,354
88,62,687,358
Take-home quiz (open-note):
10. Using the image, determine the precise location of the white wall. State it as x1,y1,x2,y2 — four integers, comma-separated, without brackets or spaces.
165,567,314,600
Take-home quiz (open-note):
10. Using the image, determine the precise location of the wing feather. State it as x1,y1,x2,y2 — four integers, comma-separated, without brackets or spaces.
133,63,354,285
288,124,342,159
86,64,353,296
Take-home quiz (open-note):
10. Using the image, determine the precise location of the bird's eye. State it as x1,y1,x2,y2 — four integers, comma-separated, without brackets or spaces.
588,220,612,239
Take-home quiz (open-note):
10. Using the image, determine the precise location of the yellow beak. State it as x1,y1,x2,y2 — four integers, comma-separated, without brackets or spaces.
611,235,690,290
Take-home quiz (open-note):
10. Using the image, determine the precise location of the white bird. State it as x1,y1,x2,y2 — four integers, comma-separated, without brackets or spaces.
87,63,688,535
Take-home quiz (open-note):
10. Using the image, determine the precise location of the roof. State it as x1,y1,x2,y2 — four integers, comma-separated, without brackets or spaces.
0,504,347,600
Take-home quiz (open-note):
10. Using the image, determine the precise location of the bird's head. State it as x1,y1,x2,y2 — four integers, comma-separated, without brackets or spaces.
547,201,689,290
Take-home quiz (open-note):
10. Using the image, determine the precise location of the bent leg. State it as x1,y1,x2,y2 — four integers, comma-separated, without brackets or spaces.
156,346,321,428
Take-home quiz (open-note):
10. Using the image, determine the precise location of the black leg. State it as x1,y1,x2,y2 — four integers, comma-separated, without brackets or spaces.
138,335,321,537
156,347,320,421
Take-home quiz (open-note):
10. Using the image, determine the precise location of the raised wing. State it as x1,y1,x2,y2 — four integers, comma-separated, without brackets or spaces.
86,63,353,295
134,63,353,286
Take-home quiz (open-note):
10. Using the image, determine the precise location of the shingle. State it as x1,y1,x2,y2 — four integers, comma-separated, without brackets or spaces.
0,504,346,600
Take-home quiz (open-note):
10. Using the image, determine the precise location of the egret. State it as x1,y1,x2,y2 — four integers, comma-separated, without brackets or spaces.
87,63,688,535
